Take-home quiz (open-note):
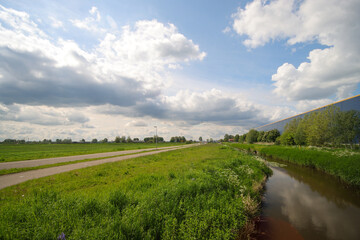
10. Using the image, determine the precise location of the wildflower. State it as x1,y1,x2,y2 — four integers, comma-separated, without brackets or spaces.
58,232,66,240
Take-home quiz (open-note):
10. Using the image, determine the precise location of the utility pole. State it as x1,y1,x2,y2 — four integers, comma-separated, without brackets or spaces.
154,126,157,149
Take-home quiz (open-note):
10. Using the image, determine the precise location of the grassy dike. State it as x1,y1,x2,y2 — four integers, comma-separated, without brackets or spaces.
0,144,271,240
229,143,360,187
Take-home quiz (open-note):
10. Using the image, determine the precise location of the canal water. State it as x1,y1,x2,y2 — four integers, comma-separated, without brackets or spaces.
257,158,360,240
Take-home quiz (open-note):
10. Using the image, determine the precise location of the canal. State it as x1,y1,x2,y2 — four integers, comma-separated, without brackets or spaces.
257,158,360,240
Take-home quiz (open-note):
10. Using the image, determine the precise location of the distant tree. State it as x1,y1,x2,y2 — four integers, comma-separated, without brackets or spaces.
199,136,203,142
127,136,132,143
121,136,126,143
62,139,72,144
246,129,258,144
91,138,98,143
133,138,139,142
280,120,298,145
80,139,86,143
266,129,280,142
102,138,108,143
115,136,121,143
294,122,307,145
56,139,62,143
224,134,229,142
334,110,360,147
234,134,240,142
257,131,264,142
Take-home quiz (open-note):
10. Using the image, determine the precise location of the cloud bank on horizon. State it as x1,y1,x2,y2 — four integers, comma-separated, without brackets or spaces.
0,0,359,141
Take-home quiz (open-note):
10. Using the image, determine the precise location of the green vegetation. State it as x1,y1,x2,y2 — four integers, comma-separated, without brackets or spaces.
0,144,271,239
229,143,360,186
222,129,280,144
280,107,360,147
0,142,184,162
225,107,360,148
0,149,159,176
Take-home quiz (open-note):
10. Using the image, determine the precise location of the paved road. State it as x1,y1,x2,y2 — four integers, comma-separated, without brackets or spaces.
0,144,199,190
0,145,186,170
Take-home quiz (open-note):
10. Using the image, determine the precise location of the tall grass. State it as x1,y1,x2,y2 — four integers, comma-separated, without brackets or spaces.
0,144,271,239
229,143,360,186
0,142,184,162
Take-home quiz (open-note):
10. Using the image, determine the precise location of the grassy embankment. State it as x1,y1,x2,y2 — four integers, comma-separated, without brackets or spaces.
228,143,360,187
0,144,271,240
0,142,184,162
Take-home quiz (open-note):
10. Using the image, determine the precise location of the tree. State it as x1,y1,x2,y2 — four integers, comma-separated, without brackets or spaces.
266,129,280,142
239,134,246,143
224,134,229,142
334,110,360,147
91,138,98,143
199,136,203,142
80,139,86,143
121,136,126,143
115,136,121,143
280,120,298,145
102,138,108,143
257,131,264,142
294,122,306,145
280,132,295,145
234,134,240,142
62,139,72,144
127,136,132,143
246,129,258,144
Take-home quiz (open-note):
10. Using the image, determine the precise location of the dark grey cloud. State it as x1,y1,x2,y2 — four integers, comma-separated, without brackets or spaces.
97,92,265,128
0,47,158,107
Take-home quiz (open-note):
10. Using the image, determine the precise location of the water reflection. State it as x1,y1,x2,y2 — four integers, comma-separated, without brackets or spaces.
263,165,360,240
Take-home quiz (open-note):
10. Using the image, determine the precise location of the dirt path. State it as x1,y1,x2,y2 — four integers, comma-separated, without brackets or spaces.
0,145,188,170
0,144,199,190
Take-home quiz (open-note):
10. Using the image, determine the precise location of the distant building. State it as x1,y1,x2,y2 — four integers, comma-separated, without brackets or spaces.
255,94,360,133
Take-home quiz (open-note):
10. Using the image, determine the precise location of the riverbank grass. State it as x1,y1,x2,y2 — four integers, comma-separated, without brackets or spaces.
0,144,271,239
229,143,360,186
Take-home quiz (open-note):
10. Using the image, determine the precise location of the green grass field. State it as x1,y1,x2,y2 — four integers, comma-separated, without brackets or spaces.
0,142,184,162
0,144,271,240
228,143,360,187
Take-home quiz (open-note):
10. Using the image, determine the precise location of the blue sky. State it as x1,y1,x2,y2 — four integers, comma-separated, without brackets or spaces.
1,0,359,141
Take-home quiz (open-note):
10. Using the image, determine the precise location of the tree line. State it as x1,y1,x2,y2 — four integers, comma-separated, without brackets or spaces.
226,107,360,148
222,129,280,144
279,107,360,147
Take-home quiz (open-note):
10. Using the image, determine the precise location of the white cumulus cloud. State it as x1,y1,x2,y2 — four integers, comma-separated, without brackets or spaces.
232,0,360,102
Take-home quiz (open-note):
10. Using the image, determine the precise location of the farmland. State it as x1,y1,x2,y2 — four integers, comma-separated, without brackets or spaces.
0,142,184,162
0,144,271,239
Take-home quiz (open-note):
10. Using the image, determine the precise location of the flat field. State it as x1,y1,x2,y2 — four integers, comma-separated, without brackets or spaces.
0,144,271,240
229,143,360,186
0,142,184,162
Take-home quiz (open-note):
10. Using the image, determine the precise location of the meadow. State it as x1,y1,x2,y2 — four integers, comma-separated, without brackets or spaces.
0,142,184,162
0,144,271,240
228,143,360,187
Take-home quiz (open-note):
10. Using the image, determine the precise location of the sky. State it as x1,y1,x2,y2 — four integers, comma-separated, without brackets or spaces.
0,0,360,141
